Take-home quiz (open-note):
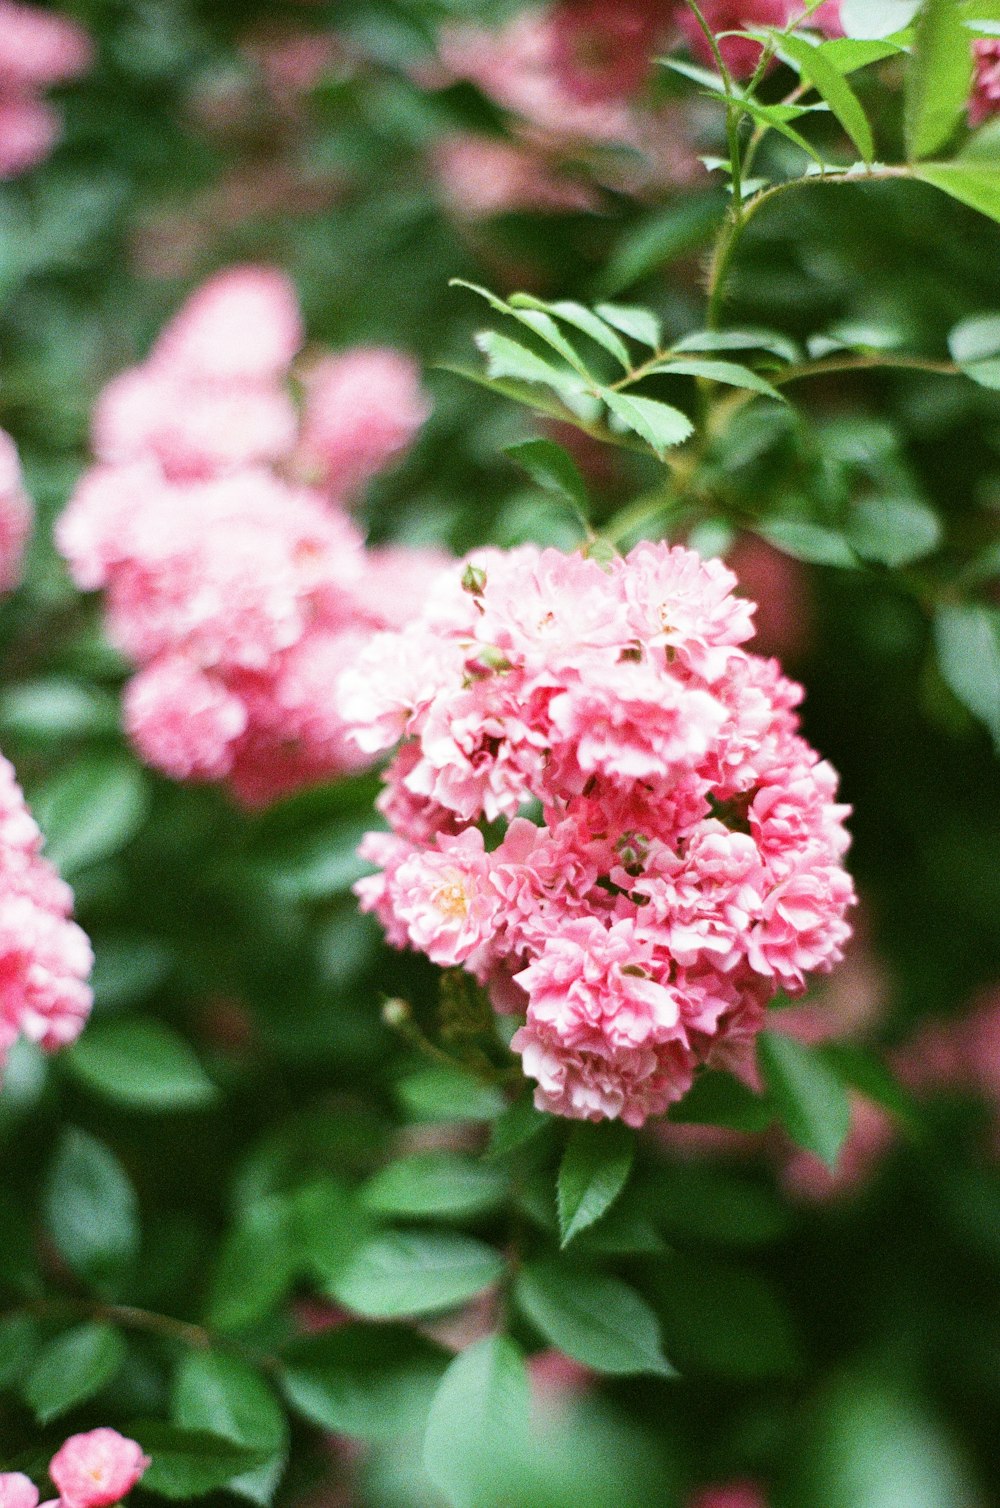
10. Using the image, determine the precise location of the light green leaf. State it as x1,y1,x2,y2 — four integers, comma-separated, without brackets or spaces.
511,295,631,369
841,0,920,38
291,1178,374,1287
642,357,786,401
906,0,973,159
486,1095,551,1159
557,1121,635,1248
504,438,590,516
949,312,1000,387
847,496,942,566
173,1351,287,1455
601,389,694,457
515,1261,676,1377
758,1030,852,1169
329,1231,505,1318
423,1336,531,1508
773,31,875,161
594,303,663,349
280,1324,448,1441
672,327,800,362
32,755,149,876
363,1152,509,1220
66,1017,217,1111
934,602,1000,749
473,332,595,420
759,519,858,567
395,1063,507,1123
25,1322,126,1423
45,1127,139,1286
0,680,118,742
817,35,910,71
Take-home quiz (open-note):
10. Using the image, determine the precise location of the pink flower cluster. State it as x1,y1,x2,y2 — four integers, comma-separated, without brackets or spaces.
0,752,92,1076
341,542,855,1127
970,38,1000,127
688,1485,768,1508
58,265,444,806
0,428,33,592
0,0,91,178
0,1429,149,1508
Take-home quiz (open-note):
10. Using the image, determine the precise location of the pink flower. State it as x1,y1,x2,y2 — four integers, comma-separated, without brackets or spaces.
390,828,501,966
970,38,1000,127
0,3,91,178
781,1092,895,1202
345,541,855,1126
432,134,598,219
295,348,430,499
0,429,33,591
547,0,675,105
0,1474,40,1508
58,266,440,806
49,1431,149,1508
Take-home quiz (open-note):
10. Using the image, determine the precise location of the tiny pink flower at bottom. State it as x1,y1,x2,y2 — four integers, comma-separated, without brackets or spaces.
688,1484,769,1508
49,1431,150,1508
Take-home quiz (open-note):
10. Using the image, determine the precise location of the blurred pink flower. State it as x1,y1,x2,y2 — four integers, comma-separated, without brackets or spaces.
728,532,812,663
432,134,597,218
49,1431,149,1508
0,1,91,177
689,1484,769,1508
970,38,1000,127
0,428,33,591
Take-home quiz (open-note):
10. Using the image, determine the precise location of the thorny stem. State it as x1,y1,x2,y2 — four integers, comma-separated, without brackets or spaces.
684,0,744,216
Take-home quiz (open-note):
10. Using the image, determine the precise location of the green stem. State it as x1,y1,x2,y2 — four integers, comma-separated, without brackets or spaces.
9,1297,281,1374
774,351,959,385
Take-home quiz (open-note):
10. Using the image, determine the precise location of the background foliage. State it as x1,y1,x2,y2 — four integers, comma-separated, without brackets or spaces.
2,2,1000,1506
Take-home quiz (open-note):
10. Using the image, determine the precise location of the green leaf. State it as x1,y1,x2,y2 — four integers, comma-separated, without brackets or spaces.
437,361,592,428
280,1325,448,1441
25,1323,126,1423
504,438,590,516
0,1313,38,1387
597,197,722,296
129,1424,267,1500
486,1096,551,1159
173,1352,287,1456
66,1017,217,1112
594,303,663,349
847,496,942,566
329,1230,505,1318
207,1198,296,1333
934,602,1000,749
817,35,910,72
600,389,693,457
423,1336,531,1508
759,519,858,567
454,281,591,377
650,1166,790,1247
772,32,876,162
292,1178,375,1287
32,755,149,876
840,0,920,38
395,1063,506,1122
473,332,591,409
949,312,1000,388
669,1069,773,1133
651,1253,800,1380
905,0,973,160
45,1128,139,1286
643,357,786,401
915,122,1000,223
515,1261,676,1377
672,327,800,363
510,295,632,369
0,680,119,742
363,1152,509,1220
557,1121,635,1247
758,1030,852,1169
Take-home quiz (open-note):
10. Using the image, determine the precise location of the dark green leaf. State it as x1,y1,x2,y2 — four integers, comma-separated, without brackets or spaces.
847,496,942,566
758,1030,852,1169
32,755,149,876
486,1096,551,1159
651,1253,800,1380
25,1323,125,1423
129,1424,268,1500
66,1017,217,1111
597,197,723,295
759,519,858,567
207,1198,296,1333
173,1351,287,1454
669,1070,773,1133
934,602,1000,749
0,1313,40,1387
515,1261,675,1377
905,0,973,160
504,438,590,516
45,1128,139,1286
395,1064,506,1123
423,1336,531,1508
280,1325,448,1441
557,1121,635,1247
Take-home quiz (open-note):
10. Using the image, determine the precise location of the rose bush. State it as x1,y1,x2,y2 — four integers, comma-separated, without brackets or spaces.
1,3,999,1507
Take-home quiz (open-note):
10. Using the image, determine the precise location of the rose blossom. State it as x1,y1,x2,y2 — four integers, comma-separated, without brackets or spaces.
0,2,92,178
0,428,33,591
49,1431,149,1508
342,541,855,1125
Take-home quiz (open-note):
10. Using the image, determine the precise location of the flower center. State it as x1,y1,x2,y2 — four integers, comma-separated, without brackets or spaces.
432,874,471,920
